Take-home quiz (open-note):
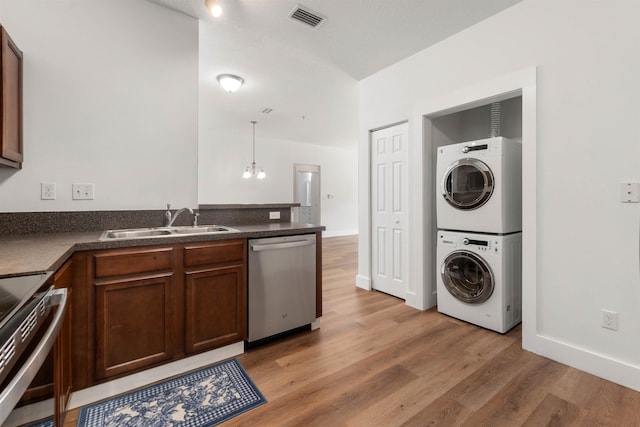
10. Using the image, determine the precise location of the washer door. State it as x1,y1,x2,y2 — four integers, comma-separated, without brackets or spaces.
441,250,494,304
441,159,494,210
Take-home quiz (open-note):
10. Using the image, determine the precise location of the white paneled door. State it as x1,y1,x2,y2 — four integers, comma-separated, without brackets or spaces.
371,122,408,299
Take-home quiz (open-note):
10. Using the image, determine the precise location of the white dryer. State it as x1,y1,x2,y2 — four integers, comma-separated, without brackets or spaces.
436,230,522,333
436,136,522,234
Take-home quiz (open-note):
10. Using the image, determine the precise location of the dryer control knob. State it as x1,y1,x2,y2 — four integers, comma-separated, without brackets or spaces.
462,238,470,245
462,146,470,153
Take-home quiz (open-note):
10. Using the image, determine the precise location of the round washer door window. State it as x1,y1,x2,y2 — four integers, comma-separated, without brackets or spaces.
441,250,494,304
441,159,494,210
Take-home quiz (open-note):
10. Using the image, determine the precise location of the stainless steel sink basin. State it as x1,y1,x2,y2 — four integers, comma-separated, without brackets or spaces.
104,229,174,239
169,226,234,234
99,225,239,240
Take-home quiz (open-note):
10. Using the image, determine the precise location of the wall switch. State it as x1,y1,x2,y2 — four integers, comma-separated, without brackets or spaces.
41,183,56,200
72,183,94,200
269,211,281,220
602,309,618,331
620,182,639,203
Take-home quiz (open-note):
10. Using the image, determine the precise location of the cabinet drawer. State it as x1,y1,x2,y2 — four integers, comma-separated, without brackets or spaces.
94,247,174,278
183,239,245,268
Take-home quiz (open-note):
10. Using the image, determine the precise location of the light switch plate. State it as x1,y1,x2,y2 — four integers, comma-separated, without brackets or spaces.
620,182,639,203
73,183,94,200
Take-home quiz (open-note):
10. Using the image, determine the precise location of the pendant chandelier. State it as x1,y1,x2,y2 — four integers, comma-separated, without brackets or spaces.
243,121,266,179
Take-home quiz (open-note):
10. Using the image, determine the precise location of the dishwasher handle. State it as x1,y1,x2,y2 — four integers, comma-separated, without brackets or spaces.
250,239,315,252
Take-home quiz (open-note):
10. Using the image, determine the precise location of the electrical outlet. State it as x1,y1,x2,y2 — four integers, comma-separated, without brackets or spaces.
602,310,618,331
41,183,56,200
269,211,281,220
72,183,94,200
620,183,639,203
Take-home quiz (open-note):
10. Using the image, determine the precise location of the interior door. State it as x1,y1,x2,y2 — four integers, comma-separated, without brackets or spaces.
371,122,408,299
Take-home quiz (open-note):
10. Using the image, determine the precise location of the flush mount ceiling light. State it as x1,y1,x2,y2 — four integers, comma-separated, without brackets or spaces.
243,121,266,179
217,74,244,93
205,0,222,17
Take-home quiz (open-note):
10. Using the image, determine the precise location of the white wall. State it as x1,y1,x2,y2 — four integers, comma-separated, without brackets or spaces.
0,0,199,212
358,0,640,390
198,130,358,236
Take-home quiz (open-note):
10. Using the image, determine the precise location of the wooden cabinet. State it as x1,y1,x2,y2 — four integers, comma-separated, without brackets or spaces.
0,25,23,168
92,247,175,380
72,240,248,388
183,240,246,353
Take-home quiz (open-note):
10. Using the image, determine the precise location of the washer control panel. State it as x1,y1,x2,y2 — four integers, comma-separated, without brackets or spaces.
438,231,501,253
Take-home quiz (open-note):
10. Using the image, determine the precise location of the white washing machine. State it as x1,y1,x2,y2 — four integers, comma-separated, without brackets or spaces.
436,230,522,333
436,136,522,234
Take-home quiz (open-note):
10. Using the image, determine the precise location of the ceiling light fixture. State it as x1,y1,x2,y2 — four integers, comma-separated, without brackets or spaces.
217,74,244,93
205,0,222,17
243,121,266,179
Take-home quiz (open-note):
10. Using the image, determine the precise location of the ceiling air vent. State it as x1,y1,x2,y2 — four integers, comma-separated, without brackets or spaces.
288,5,327,29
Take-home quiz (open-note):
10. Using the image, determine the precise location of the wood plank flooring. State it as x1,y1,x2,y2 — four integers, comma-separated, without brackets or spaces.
63,235,640,426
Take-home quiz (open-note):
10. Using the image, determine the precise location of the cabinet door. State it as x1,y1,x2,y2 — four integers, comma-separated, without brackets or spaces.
1,26,23,168
95,274,173,380
184,265,246,354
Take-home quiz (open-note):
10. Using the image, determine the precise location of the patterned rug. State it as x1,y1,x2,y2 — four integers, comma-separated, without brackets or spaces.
26,419,53,427
75,359,266,427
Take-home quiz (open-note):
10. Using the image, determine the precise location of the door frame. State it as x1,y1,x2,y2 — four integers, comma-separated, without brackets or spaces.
409,67,536,318
293,163,321,223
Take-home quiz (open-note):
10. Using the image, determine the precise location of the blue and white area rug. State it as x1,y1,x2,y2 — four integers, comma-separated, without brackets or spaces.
77,358,266,427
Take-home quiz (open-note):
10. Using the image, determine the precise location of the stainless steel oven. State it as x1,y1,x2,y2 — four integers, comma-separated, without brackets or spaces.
0,272,68,426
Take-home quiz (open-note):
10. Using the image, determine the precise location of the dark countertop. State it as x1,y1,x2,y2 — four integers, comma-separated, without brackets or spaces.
198,203,300,210
0,222,324,278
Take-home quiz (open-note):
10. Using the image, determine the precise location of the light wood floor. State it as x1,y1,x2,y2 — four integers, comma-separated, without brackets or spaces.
228,235,640,426
63,235,640,426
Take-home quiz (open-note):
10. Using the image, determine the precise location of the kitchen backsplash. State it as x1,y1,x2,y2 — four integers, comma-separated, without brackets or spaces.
0,204,297,236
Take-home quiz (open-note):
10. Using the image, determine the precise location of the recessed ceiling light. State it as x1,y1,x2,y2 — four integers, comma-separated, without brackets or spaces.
205,0,222,17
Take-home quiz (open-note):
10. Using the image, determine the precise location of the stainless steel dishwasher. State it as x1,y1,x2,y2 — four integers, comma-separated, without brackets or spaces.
247,234,316,343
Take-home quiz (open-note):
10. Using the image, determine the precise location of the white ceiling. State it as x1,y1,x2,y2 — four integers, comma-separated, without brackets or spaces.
145,0,522,148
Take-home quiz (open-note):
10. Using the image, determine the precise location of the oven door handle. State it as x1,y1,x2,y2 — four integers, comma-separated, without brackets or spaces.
0,288,68,425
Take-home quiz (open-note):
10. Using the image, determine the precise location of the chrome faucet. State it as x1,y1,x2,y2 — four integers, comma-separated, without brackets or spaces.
164,203,172,226
165,205,196,227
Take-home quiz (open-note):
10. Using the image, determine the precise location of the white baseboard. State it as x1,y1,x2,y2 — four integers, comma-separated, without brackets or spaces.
322,230,358,238
524,333,640,392
4,398,53,427
356,274,371,290
311,317,321,330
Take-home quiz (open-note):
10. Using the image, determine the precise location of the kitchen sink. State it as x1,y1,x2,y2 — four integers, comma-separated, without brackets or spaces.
99,225,239,240
168,225,234,234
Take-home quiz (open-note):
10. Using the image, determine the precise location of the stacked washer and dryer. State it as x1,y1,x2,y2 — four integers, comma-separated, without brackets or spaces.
435,135,523,333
